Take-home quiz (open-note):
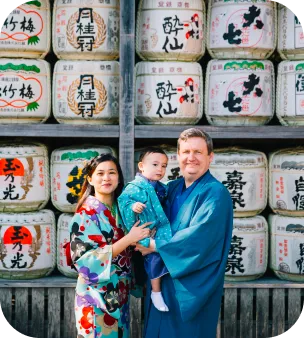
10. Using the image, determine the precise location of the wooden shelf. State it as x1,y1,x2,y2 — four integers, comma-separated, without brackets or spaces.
0,124,119,138
135,125,304,139
0,275,303,288
0,124,303,140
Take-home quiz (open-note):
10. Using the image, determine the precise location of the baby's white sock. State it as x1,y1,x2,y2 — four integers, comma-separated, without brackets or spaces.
151,291,169,312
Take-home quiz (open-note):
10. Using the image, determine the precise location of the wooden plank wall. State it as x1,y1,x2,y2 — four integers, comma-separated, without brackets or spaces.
0,286,303,338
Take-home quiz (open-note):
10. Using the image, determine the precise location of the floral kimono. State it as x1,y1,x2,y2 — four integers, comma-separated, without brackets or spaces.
69,195,132,338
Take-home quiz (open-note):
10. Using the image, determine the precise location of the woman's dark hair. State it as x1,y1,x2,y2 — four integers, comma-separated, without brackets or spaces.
76,153,124,211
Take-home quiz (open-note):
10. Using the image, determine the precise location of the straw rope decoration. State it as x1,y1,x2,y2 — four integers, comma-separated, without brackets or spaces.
66,10,107,50
67,78,108,116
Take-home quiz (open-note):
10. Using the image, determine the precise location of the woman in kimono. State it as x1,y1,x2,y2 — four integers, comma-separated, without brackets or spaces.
68,154,151,338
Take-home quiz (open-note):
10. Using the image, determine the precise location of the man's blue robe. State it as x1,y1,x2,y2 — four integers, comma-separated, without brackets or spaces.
144,170,233,338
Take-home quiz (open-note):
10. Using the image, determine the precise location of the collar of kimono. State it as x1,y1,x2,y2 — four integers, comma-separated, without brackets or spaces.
85,195,119,222
170,170,212,234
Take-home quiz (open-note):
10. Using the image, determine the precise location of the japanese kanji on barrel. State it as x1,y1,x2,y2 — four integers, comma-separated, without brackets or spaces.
225,216,268,282
269,214,304,282
207,0,276,59
277,61,304,126
0,142,50,212
57,213,77,278
51,145,116,213
53,0,119,60
0,59,51,124
278,4,304,60
0,210,56,279
205,60,274,126
135,62,203,125
0,0,51,59
135,145,181,182
210,148,268,217
136,0,205,61
53,60,119,124
269,148,304,216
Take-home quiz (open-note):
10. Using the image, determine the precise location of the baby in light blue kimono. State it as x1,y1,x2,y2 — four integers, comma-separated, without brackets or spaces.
118,147,172,312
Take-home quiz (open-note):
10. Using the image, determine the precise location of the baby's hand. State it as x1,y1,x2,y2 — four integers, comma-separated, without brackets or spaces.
132,202,146,214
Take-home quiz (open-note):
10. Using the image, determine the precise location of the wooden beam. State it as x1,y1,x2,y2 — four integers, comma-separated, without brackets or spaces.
224,289,237,338
256,289,269,338
0,124,119,138
135,125,304,139
119,0,135,183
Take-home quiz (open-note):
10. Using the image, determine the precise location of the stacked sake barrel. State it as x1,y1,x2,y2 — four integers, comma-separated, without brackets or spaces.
0,142,56,279
0,1,51,123
269,148,304,281
210,148,268,281
205,0,276,126
52,0,120,125
135,0,205,125
276,6,304,126
51,145,116,277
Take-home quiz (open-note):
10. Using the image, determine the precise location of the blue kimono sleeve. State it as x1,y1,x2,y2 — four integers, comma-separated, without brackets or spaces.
118,185,151,247
70,212,115,285
156,188,233,322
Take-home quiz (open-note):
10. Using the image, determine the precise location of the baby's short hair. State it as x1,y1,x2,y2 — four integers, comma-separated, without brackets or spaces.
138,146,168,162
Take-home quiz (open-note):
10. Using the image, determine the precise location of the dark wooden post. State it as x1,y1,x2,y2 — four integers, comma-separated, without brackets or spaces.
119,0,135,183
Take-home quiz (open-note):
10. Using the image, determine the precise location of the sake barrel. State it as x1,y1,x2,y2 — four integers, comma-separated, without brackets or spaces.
53,60,119,124
135,145,181,182
278,5,304,60
269,214,304,282
277,61,304,126
51,145,116,212
0,59,51,123
57,213,77,278
225,216,268,282
135,62,203,125
210,148,267,217
0,142,50,212
136,0,205,62
269,148,304,217
0,0,51,59
205,60,274,126
207,0,276,59
0,210,56,279
53,0,119,60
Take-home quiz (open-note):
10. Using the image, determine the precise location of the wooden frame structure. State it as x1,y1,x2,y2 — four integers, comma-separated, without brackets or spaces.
0,277,303,338
0,1,304,337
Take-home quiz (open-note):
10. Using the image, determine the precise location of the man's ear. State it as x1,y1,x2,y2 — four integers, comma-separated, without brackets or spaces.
138,161,144,172
209,152,214,164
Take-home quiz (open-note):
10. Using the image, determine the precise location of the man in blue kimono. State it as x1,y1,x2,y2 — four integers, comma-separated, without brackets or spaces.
135,128,233,338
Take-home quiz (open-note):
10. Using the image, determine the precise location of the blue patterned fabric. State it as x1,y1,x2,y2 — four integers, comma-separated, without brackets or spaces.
69,196,132,338
144,170,233,338
118,175,172,248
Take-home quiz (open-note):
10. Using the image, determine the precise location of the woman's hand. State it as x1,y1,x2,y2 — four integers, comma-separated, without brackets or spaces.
126,221,152,244
132,202,146,214
135,239,156,256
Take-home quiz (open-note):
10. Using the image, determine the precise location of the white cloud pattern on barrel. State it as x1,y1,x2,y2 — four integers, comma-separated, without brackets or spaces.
136,0,206,61
0,210,56,280
0,142,50,213
53,60,119,125
207,0,276,59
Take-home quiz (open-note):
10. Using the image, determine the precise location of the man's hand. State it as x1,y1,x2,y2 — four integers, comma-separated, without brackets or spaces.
135,239,156,256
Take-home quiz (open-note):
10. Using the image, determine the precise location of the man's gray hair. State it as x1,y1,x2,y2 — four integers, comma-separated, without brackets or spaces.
177,128,213,154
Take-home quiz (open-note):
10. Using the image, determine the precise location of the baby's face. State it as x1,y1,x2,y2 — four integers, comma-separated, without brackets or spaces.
139,153,168,181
